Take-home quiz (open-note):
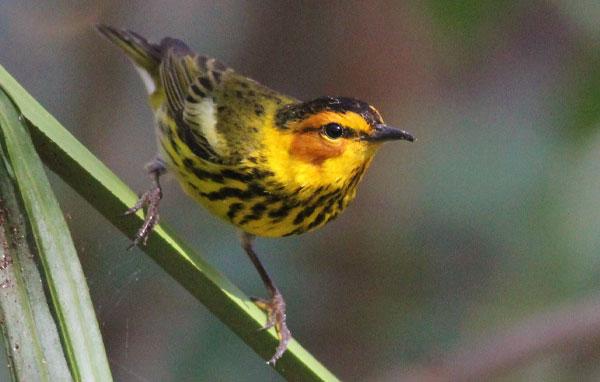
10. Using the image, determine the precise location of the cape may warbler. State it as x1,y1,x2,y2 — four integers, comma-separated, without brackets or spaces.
97,25,414,364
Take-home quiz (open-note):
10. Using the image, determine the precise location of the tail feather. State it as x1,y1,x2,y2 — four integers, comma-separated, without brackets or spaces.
96,24,161,74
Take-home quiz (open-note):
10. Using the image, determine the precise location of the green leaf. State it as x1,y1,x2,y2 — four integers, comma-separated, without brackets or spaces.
0,87,112,381
0,65,339,381
0,101,71,381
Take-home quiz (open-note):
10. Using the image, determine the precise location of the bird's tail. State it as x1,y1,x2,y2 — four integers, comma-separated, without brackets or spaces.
96,24,161,75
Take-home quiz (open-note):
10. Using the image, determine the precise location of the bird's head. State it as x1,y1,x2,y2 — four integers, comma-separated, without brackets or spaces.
264,96,414,191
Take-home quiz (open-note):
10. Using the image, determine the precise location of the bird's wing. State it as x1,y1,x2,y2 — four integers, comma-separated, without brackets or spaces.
159,38,233,163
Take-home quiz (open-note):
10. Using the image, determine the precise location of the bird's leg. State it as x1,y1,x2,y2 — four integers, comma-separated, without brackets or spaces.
125,157,166,247
241,232,291,365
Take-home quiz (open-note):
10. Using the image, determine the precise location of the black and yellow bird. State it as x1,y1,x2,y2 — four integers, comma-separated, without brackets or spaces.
97,25,414,364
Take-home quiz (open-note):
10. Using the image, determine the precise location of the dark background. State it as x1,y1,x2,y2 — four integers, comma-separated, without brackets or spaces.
1,1,599,380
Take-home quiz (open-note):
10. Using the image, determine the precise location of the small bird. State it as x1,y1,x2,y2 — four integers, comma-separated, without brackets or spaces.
97,25,414,365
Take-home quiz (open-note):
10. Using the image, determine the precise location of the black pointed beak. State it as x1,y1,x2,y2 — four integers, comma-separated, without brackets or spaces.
364,124,415,142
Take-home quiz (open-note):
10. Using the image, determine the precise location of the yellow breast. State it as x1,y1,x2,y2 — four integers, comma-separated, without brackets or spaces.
154,108,363,237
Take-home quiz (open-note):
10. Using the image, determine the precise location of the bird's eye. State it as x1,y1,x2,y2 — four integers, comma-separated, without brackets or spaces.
322,123,344,139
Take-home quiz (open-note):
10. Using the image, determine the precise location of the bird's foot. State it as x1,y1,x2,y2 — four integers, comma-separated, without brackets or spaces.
252,287,291,365
125,184,162,248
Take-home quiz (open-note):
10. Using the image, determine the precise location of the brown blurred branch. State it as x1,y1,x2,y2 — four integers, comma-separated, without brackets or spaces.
393,294,600,382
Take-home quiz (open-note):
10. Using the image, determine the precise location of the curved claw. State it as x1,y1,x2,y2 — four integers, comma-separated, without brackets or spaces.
126,185,162,247
251,297,276,331
253,289,292,365
262,318,276,331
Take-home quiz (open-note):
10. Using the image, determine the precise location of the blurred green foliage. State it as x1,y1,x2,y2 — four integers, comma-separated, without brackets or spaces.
0,0,598,381
427,0,515,44
569,54,600,137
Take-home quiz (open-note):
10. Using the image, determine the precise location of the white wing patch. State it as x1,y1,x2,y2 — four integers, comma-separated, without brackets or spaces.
134,65,156,94
184,98,229,156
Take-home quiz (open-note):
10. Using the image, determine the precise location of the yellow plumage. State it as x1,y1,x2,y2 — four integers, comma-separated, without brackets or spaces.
97,24,414,364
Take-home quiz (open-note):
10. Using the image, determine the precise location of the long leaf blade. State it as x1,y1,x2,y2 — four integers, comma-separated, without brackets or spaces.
0,88,113,381
0,109,72,381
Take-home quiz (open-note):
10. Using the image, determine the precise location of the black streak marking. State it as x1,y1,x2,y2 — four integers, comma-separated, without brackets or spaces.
221,169,254,183
251,168,275,179
185,95,199,104
166,128,180,154
190,84,206,98
307,211,326,229
239,202,268,225
268,202,293,220
283,227,305,237
199,77,213,92
227,202,243,220
182,158,224,183
176,116,216,161
201,183,266,201
161,141,179,165
293,204,317,225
